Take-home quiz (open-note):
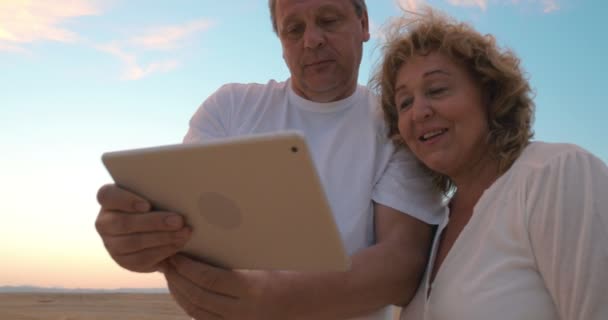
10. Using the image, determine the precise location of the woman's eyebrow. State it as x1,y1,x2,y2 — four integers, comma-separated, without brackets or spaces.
423,69,451,77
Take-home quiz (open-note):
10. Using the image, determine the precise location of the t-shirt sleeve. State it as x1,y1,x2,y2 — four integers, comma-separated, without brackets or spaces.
526,148,608,320
183,85,234,143
372,146,446,225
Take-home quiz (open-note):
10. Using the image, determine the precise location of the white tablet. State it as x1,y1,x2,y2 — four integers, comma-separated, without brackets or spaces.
101,131,350,272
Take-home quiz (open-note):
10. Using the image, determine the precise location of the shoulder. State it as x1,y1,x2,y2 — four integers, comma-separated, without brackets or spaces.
355,85,391,141
521,144,608,320
507,141,608,202
519,141,590,161
493,141,606,204
512,141,597,171
214,80,288,98
200,80,289,116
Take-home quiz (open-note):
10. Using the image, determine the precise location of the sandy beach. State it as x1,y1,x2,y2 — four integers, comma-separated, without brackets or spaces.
0,293,190,320
0,293,401,319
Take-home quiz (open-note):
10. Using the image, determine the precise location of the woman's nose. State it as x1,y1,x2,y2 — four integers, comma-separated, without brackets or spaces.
412,97,434,122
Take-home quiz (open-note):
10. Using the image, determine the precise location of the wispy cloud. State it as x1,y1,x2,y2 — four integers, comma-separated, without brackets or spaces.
541,0,560,12
397,0,426,11
507,0,561,13
396,0,559,13
0,42,30,55
0,1,214,80
0,0,99,47
447,0,488,11
95,43,176,81
96,18,215,80
96,43,180,80
129,20,214,51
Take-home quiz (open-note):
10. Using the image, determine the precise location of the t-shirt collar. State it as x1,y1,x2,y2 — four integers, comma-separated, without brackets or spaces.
287,78,361,113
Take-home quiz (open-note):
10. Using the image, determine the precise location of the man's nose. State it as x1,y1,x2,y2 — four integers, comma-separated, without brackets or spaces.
303,25,325,49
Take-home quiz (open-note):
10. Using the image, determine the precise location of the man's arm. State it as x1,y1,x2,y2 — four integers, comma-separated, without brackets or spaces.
278,203,433,317
164,203,433,320
371,203,434,306
268,111,438,316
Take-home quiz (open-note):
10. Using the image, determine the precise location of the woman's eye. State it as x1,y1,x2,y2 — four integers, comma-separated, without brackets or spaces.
428,87,447,96
398,98,413,111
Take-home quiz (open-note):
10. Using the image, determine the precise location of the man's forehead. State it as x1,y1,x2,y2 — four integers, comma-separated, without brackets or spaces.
276,0,353,21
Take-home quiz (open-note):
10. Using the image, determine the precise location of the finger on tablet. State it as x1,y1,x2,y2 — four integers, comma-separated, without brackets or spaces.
97,184,150,213
96,211,186,236
104,228,191,255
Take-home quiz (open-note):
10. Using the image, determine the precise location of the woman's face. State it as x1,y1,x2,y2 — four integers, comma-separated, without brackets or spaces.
394,51,491,179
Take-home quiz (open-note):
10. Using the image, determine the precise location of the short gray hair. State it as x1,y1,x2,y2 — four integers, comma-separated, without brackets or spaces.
268,0,367,34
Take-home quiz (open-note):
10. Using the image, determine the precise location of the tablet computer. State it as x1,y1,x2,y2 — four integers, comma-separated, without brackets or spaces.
101,131,350,272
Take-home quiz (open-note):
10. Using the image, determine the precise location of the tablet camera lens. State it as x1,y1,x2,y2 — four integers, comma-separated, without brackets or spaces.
291,146,298,153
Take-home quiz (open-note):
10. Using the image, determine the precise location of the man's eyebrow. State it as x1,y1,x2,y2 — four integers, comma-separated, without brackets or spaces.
280,12,298,24
280,4,344,27
316,4,343,14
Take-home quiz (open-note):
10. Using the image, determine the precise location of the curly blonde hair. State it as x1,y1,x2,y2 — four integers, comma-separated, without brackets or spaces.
370,8,535,194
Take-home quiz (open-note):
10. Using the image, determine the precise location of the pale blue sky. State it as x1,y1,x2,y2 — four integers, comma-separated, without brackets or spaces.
0,0,605,288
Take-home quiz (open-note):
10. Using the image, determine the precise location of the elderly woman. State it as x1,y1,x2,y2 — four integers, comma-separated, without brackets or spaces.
371,9,608,320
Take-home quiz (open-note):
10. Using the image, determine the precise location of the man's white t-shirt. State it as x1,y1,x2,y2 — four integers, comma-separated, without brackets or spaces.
184,79,445,320
400,142,608,320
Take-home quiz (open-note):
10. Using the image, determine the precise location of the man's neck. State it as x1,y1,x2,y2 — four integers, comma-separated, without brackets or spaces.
290,81,358,103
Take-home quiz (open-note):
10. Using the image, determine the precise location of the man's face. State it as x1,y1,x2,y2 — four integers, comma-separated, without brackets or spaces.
275,0,370,102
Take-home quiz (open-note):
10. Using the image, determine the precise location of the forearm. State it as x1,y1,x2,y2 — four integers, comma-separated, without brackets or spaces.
274,236,429,319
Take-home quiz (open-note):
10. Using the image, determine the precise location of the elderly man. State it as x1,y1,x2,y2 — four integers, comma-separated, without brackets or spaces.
94,1,444,319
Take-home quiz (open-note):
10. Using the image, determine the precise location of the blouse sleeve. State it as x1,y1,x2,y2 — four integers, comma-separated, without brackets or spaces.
372,146,446,225
526,147,608,319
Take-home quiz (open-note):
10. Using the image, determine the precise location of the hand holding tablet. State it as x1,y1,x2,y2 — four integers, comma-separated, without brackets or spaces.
102,131,350,272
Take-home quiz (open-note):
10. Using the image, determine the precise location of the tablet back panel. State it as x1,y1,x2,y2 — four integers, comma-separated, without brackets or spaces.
102,132,350,271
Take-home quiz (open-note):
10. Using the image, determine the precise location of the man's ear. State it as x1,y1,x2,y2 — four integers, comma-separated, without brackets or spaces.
361,10,370,42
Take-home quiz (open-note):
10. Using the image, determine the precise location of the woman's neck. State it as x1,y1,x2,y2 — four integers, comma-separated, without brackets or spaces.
450,155,500,214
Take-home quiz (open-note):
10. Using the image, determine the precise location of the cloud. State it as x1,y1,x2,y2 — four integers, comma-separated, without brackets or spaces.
129,19,214,51
0,0,99,49
96,43,180,81
0,1,213,80
507,0,561,13
396,0,559,13
447,0,488,10
397,0,426,11
125,60,180,81
397,0,487,12
96,19,214,80
0,42,30,55
541,0,560,12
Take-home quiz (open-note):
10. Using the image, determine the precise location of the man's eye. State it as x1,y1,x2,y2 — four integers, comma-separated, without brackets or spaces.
320,18,338,25
284,24,304,37
318,16,341,29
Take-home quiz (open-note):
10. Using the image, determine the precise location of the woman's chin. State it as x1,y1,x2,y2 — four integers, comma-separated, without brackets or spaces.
420,156,451,176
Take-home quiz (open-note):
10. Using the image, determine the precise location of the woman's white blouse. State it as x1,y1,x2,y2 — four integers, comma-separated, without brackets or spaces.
401,142,608,320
